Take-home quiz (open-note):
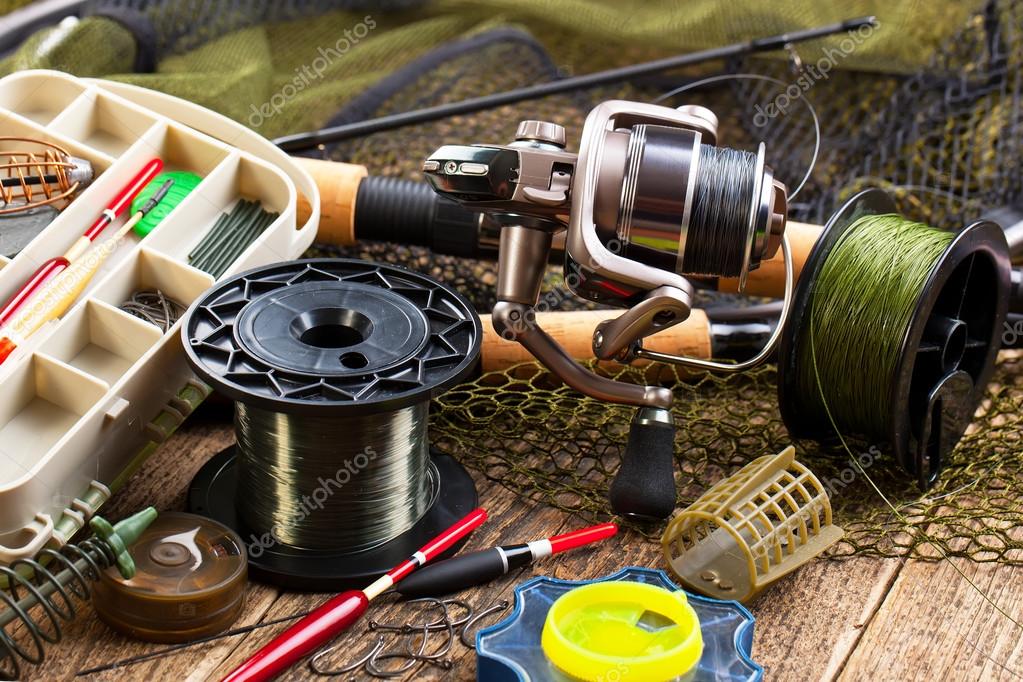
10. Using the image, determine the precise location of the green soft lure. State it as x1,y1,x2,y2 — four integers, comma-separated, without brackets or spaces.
130,170,203,237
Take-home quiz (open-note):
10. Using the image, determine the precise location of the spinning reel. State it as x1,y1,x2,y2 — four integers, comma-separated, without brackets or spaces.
424,100,792,520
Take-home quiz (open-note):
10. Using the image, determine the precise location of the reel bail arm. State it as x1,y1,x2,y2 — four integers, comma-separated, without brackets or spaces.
490,224,678,522
492,225,674,410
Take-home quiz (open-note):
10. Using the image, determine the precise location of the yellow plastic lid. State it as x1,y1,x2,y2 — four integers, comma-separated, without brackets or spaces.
541,581,703,682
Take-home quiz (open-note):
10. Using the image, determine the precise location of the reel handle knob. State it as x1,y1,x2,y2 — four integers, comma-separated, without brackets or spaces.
514,120,566,148
609,407,677,520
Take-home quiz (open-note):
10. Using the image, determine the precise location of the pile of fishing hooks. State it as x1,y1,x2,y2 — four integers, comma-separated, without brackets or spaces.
309,597,510,678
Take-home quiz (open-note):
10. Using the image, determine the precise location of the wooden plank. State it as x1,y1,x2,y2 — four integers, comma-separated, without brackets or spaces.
839,557,1023,680
749,557,903,681
7,411,906,682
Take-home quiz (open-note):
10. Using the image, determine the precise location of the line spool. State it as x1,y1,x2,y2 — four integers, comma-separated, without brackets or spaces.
601,124,785,286
183,259,482,590
778,189,1011,488
92,512,247,643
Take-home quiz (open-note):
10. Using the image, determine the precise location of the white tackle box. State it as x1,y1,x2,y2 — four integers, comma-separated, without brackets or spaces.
0,70,320,563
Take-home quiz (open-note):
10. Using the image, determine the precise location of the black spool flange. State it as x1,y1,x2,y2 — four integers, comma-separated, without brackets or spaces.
778,189,1011,488
182,259,483,589
188,447,478,591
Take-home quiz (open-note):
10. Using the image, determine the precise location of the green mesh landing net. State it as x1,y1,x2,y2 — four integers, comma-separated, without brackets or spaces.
2,0,1021,563
429,358,1023,563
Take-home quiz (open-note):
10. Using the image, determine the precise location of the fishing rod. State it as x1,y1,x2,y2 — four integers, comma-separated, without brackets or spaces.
287,16,876,249
1,4,875,259
292,13,875,253
274,16,876,151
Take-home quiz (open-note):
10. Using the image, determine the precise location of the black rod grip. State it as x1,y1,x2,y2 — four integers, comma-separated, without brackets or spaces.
353,175,482,257
396,548,509,598
609,408,677,520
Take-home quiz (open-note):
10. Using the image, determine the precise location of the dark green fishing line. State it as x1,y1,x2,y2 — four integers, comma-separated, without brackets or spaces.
799,213,955,436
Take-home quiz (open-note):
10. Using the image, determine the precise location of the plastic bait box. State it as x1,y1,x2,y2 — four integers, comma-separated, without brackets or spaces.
0,70,319,564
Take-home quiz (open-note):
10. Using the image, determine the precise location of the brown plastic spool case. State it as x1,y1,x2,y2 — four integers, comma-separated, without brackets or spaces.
92,512,247,643
661,447,844,603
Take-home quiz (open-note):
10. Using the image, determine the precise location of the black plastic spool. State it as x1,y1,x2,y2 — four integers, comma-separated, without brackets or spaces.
183,259,482,590
778,189,1011,489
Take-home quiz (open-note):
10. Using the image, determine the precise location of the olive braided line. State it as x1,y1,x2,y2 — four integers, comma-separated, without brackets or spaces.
797,213,954,436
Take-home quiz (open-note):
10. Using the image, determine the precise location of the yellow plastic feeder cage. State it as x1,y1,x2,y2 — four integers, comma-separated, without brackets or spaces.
661,446,844,603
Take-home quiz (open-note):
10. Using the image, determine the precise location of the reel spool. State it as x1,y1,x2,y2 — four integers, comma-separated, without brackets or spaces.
92,513,247,643
183,259,482,589
586,118,787,295
778,189,1011,487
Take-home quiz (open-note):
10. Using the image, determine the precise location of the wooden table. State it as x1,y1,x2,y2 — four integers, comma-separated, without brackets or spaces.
28,409,1023,681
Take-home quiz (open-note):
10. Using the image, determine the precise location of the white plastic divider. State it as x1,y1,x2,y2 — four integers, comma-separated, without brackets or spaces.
0,353,108,487
0,70,86,126
49,87,162,158
143,152,296,275
0,105,115,170
144,117,233,176
219,155,296,275
90,247,215,312
39,299,163,385
141,151,243,264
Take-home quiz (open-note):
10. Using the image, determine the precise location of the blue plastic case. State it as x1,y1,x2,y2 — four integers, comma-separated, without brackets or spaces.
476,566,762,682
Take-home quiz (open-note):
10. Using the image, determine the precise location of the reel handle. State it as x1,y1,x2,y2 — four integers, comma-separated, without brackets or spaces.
609,407,677,520
491,224,673,410
294,157,489,257
490,223,678,518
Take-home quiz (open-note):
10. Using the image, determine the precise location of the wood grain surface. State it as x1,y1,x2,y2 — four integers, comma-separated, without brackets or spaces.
17,408,1023,682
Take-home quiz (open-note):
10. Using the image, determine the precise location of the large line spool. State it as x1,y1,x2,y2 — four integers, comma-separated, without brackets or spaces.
183,259,482,589
778,189,1011,488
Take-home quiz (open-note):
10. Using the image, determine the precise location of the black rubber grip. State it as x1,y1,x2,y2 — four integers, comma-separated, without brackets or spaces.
397,548,507,598
609,418,677,520
353,176,482,257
